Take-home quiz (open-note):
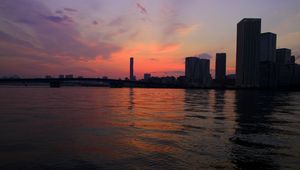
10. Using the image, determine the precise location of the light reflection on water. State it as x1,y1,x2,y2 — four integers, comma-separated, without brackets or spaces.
0,87,299,169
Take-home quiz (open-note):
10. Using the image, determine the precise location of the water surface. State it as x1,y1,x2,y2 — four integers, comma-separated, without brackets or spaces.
0,87,299,169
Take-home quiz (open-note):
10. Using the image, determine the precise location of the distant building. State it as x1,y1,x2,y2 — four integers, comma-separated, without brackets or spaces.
260,32,277,62
45,75,52,79
144,73,151,81
8,75,20,79
185,57,211,87
177,76,187,86
215,53,226,84
65,75,74,79
276,48,292,65
59,75,65,79
147,77,161,84
161,76,176,84
236,18,261,88
130,57,135,81
291,56,296,64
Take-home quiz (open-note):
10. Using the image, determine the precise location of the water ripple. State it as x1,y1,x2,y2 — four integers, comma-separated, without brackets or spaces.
0,87,299,169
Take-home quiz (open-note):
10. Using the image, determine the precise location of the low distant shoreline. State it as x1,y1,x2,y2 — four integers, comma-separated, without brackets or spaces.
0,78,299,91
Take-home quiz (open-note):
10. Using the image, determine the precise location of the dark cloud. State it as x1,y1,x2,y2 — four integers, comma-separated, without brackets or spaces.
0,0,121,62
136,2,151,22
44,15,73,23
64,8,78,12
55,10,63,14
136,3,148,15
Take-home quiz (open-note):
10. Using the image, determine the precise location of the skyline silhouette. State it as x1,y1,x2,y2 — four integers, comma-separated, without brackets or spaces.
1,1,300,169
0,0,300,79
1,16,300,89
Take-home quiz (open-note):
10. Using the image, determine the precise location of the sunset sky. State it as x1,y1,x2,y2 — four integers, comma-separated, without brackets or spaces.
0,0,300,78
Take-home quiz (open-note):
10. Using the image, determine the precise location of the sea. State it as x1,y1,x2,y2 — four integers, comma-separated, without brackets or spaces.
0,87,299,169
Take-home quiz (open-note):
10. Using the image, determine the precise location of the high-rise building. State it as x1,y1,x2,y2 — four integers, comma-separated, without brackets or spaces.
276,48,293,87
215,53,226,83
186,57,200,84
185,57,211,87
236,18,261,88
259,32,277,88
276,48,292,65
260,32,277,62
130,57,135,81
259,61,278,88
199,59,211,87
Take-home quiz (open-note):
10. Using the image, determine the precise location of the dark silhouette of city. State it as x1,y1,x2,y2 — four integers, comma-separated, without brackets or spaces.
0,18,300,90
1,0,300,169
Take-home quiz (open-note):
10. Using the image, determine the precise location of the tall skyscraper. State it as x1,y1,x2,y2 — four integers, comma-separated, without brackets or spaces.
199,59,211,87
260,32,277,62
185,57,200,84
185,57,211,87
259,32,277,88
276,48,293,87
236,18,261,88
276,48,292,65
130,57,134,81
215,53,226,83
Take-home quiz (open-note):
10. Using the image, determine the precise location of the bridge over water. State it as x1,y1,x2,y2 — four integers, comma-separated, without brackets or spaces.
0,78,182,88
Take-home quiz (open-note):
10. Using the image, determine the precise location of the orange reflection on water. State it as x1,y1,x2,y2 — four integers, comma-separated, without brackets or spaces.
138,132,182,143
125,137,178,154
67,88,187,158
133,111,184,120
117,88,186,154
131,120,183,131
